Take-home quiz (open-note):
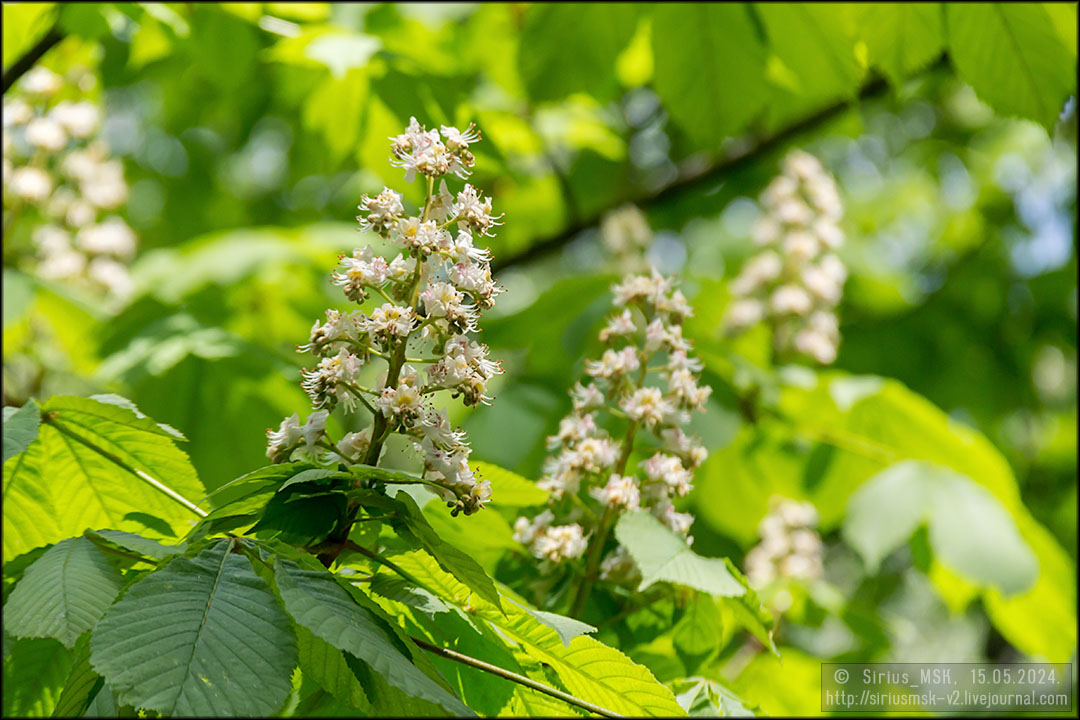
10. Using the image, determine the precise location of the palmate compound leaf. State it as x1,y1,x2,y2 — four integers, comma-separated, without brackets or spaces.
389,490,503,611
2,395,206,563
271,555,474,717
615,510,776,653
89,539,297,716
843,460,1038,595
388,550,687,717
3,537,126,649
947,3,1076,129
295,625,372,713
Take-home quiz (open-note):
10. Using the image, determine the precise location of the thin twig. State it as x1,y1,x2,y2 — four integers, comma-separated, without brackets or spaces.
491,61,950,273
410,636,623,718
2,24,64,94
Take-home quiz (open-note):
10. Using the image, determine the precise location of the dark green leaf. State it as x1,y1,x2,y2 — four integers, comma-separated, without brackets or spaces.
90,540,297,716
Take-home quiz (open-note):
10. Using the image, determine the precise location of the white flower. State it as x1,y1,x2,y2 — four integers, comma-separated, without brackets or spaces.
440,123,480,152
266,412,303,461
751,216,782,246
357,187,404,234
725,298,765,329
38,249,86,279
641,452,693,496
80,160,128,209
801,264,842,304
783,230,819,260
301,348,365,411
336,430,372,462
589,473,641,510
9,166,52,201
87,257,135,299
612,270,670,307
547,413,597,449
3,98,33,126
571,382,604,411
376,381,423,421
22,67,62,96
387,253,417,282
770,284,812,315
533,524,588,563
586,347,640,379
50,101,100,138
812,218,844,249
74,218,137,259
25,117,66,151
418,408,467,449
573,436,619,472
599,309,636,342
365,303,416,341
33,225,71,256
451,184,502,236
620,387,673,427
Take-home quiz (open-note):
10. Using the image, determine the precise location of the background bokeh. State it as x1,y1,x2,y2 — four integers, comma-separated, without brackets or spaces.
3,3,1077,715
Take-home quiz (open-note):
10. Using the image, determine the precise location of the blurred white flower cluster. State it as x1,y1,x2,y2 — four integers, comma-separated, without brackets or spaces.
744,496,824,589
267,118,504,517
514,271,711,577
600,204,653,272
2,66,136,303
725,150,847,364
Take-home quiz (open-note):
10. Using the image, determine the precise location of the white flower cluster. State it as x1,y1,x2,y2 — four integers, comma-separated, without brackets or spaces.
744,497,824,588
724,150,847,364
2,67,137,303
600,204,653,272
267,118,504,517
514,271,710,577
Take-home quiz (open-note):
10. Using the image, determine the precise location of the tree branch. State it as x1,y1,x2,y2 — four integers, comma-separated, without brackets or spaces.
2,25,64,94
410,636,623,718
492,59,952,273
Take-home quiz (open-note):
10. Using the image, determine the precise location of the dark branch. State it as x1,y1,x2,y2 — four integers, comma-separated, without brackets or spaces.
492,58,951,273
2,25,64,95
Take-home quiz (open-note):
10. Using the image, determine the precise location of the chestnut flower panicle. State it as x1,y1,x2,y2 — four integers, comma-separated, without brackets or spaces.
724,150,848,364
267,118,504,517
3,67,138,304
514,270,711,580
744,496,824,590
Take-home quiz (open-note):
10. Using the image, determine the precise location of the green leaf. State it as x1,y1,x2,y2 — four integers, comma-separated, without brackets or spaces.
3,396,206,563
472,462,550,507
390,490,503,611
2,399,39,468
650,4,768,148
756,3,863,98
90,540,297,716
2,637,73,717
855,4,944,86
3,400,40,465
520,606,596,649
672,595,723,660
844,461,1038,595
51,634,104,719
947,3,1076,129
84,529,185,561
670,676,758,717
616,511,744,596
518,4,639,102
615,512,776,652
250,486,348,548
389,551,686,717
4,537,126,649
272,555,473,716
295,626,372,712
